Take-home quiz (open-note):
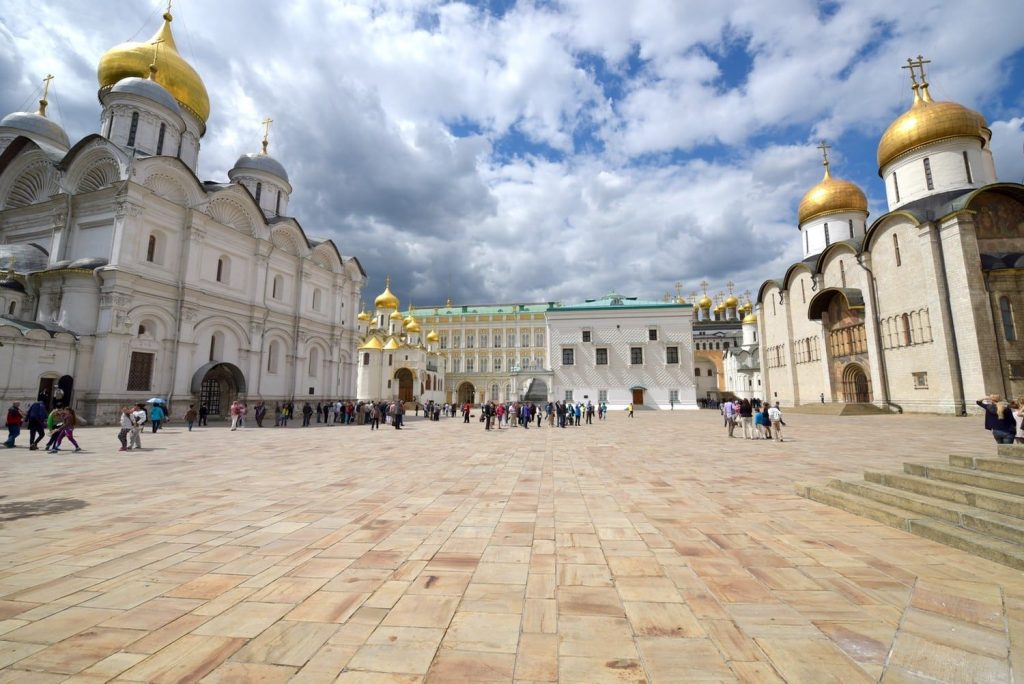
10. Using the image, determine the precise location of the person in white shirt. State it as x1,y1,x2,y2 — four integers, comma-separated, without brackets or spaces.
130,404,147,449
117,406,134,451
767,402,784,442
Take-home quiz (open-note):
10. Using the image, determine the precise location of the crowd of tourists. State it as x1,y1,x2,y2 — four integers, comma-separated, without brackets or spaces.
5,400,83,452
720,397,785,441
976,394,1024,444
469,399,609,430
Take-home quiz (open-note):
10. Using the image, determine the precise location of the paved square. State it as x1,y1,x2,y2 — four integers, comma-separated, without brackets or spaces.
0,412,1021,682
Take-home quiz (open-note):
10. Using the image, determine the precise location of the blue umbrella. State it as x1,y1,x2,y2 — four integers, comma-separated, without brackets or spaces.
145,397,166,404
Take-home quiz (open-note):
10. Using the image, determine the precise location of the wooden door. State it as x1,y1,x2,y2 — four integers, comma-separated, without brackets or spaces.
632,388,644,405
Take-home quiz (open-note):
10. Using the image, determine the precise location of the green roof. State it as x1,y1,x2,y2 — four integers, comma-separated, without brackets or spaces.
409,293,691,317
550,292,692,312
408,302,552,318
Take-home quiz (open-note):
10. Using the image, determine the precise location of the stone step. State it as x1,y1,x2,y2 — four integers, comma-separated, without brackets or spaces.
833,480,1024,545
996,444,1024,460
865,471,1024,519
798,484,1024,570
949,454,1024,478
903,463,1024,497
907,518,1024,571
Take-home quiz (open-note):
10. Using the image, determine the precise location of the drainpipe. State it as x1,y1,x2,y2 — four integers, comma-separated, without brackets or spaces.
856,253,899,413
931,220,969,416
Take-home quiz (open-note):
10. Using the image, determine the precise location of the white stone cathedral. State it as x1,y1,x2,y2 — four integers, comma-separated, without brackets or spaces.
757,58,1024,414
0,8,365,423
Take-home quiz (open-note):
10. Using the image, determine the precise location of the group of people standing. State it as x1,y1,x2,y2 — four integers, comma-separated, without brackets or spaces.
474,399,608,430
721,398,785,441
5,400,82,452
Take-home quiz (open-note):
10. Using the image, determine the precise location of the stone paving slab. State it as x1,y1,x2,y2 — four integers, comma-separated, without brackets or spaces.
0,411,1021,682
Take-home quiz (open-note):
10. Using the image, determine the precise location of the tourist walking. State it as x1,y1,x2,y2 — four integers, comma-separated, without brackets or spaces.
230,401,241,430
149,402,165,433
43,407,63,452
4,401,25,448
52,408,82,453
760,405,772,440
370,402,381,430
117,406,134,451
26,399,48,450
198,404,209,426
768,402,784,442
739,399,754,439
130,404,146,449
254,401,267,427
184,404,198,431
627,403,634,418
723,399,736,437
978,395,1016,444
753,407,766,439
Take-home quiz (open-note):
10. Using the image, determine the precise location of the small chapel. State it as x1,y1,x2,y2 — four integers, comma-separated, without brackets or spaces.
0,8,366,422
757,57,1024,414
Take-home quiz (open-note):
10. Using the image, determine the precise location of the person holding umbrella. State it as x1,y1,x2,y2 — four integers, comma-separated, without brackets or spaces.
147,399,166,433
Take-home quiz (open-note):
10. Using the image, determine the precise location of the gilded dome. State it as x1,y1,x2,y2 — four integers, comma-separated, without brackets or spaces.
877,86,987,171
742,313,757,324
374,278,399,309
357,310,370,321
389,310,403,321
405,318,421,333
725,295,739,308
698,295,713,309
426,330,439,343
797,166,867,225
383,337,402,350
97,11,210,124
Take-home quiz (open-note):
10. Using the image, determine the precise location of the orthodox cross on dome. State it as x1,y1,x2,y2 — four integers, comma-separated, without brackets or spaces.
261,117,273,155
909,54,932,101
689,291,698,304
700,279,709,295
816,140,832,177
38,74,54,116
663,292,672,302
726,280,735,295
901,56,919,84
148,38,163,79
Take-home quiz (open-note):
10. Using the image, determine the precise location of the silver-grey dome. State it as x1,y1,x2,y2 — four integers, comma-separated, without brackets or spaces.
0,276,25,293
67,257,109,270
109,77,181,116
231,152,289,183
0,111,70,149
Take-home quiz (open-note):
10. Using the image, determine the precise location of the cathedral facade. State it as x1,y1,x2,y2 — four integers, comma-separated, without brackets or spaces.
0,9,365,423
757,60,1024,414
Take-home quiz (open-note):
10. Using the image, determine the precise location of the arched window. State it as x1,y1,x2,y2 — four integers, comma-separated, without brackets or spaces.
1000,297,1016,341
901,313,913,346
146,234,157,263
138,324,147,336
893,234,902,267
8,301,16,316
255,182,262,203
272,274,282,299
312,288,322,311
127,111,139,147
695,368,701,376
156,123,166,155
275,191,281,215
267,341,279,373
308,347,320,376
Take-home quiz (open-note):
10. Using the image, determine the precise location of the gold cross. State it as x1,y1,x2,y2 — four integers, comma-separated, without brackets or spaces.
901,57,920,85
149,38,163,77
41,74,54,100
261,117,273,154
816,140,831,167
700,279,709,294
726,280,735,294
674,281,683,296
911,54,931,82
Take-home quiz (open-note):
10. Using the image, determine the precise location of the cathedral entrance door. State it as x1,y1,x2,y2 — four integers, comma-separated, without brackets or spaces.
631,388,645,406
37,377,55,409
191,362,247,418
842,364,871,403
457,382,475,405
395,369,414,403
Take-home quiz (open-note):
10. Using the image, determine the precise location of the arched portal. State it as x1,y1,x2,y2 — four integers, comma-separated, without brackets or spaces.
842,363,871,403
190,362,247,417
457,381,475,405
395,368,414,403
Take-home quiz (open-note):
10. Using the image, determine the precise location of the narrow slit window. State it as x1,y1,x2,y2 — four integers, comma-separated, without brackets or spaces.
127,111,139,147
824,222,830,246
963,151,973,183
892,171,900,203
893,234,902,267
156,123,166,155
1000,296,1016,342
255,182,262,203
923,157,934,191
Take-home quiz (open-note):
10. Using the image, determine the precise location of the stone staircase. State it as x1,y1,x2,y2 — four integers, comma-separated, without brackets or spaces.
797,444,1024,570
786,402,892,416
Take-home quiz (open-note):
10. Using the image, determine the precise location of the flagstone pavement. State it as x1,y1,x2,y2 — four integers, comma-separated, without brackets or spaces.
0,410,1020,683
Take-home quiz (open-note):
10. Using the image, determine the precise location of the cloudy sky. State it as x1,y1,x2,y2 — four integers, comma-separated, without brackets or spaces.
2,0,1023,308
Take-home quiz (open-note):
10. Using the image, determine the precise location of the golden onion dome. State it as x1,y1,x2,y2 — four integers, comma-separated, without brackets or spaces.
877,84,987,171
405,318,421,333
97,10,210,125
383,337,401,350
426,330,439,343
742,313,758,324
725,295,739,308
374,278,399,309
698,295,713,309
357,310,370,322
797,164,868,225
389,310,403,321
